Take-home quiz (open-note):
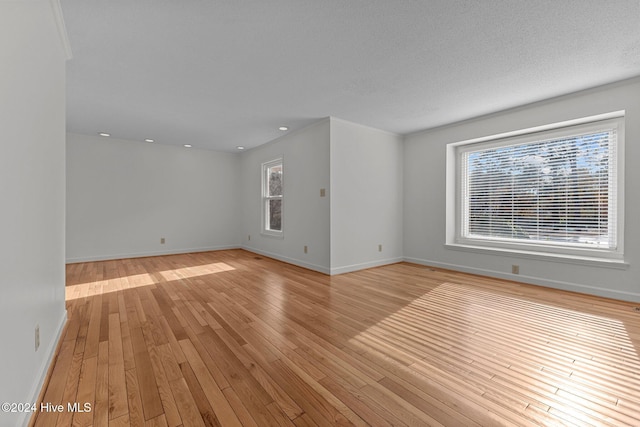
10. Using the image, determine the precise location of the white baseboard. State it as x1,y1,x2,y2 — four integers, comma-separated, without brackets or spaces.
404,257,640,302
240,247,405,276
241,246,331,274
66,244,241,264
66,246,638,301
330,257,404,275
20,309,67,427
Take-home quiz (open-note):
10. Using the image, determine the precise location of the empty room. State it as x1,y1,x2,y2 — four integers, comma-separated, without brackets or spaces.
2,0,640,426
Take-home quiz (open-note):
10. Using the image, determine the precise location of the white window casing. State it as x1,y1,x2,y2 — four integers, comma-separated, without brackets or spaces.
261,158,284,238
446,112,625,266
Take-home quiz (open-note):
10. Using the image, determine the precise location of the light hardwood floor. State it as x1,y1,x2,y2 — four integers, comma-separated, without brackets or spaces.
32,249,640,426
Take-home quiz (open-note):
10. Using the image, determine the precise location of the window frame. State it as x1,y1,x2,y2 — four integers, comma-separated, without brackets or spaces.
261,157,284,238
446,112,626,266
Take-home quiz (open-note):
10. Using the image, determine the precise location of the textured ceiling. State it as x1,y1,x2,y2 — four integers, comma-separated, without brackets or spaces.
62,0,640,151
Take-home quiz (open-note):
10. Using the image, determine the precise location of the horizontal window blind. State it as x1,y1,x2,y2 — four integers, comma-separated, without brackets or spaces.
460,125,617,250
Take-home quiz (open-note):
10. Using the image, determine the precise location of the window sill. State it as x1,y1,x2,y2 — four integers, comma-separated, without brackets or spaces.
444,243,628,270
261,231,284,240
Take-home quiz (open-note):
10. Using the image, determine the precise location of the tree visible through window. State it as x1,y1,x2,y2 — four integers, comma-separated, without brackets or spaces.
263,159,283,234
453,115,623,259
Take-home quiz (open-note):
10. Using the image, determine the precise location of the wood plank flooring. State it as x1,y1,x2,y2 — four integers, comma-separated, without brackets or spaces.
32,249,640,426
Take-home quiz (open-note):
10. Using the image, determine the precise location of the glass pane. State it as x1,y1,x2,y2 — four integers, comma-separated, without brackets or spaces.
267,199,282,231
268,165,283,197
464,129,614,248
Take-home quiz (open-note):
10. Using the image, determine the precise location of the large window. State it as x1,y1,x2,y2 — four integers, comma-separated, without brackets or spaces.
262,158,283,236
448,113,624,262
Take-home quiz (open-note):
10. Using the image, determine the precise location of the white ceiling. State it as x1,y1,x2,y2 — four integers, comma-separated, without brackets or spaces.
62,0,640,152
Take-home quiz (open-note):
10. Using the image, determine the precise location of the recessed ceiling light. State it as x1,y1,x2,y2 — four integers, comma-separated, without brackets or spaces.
99,132,110,137
184,144,192,148
236,146,245,150
144,139,154,143
278,126,289,131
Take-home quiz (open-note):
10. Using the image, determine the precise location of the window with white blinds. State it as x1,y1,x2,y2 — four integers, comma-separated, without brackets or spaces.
453,114,624,260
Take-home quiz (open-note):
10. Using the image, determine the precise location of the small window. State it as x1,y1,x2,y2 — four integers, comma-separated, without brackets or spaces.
262,158,283,236
448,113,624,261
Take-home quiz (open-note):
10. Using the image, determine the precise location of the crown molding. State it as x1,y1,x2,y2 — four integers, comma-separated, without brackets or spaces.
49,0,72,60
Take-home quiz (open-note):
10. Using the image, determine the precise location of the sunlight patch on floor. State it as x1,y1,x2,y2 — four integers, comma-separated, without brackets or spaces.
159,262,235,281
66,262,236,300
65,272,156,301
347,281,640,422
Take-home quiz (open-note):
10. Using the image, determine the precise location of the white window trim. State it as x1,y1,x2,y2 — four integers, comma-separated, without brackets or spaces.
261,157,284,238
445,111,626,268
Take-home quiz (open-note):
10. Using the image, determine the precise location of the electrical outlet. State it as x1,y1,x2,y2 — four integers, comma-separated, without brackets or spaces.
378,244,382,252
320,188,326,197
512,265,520,274
35,325,40,352
304,245,308,254
248,235,251,241
160,237,165,244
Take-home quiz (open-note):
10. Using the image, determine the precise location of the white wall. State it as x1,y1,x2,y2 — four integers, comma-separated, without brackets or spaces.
66,133,241,262
330,118,403,273
239,119,331,272
404,78,640,302
0,1,69,425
